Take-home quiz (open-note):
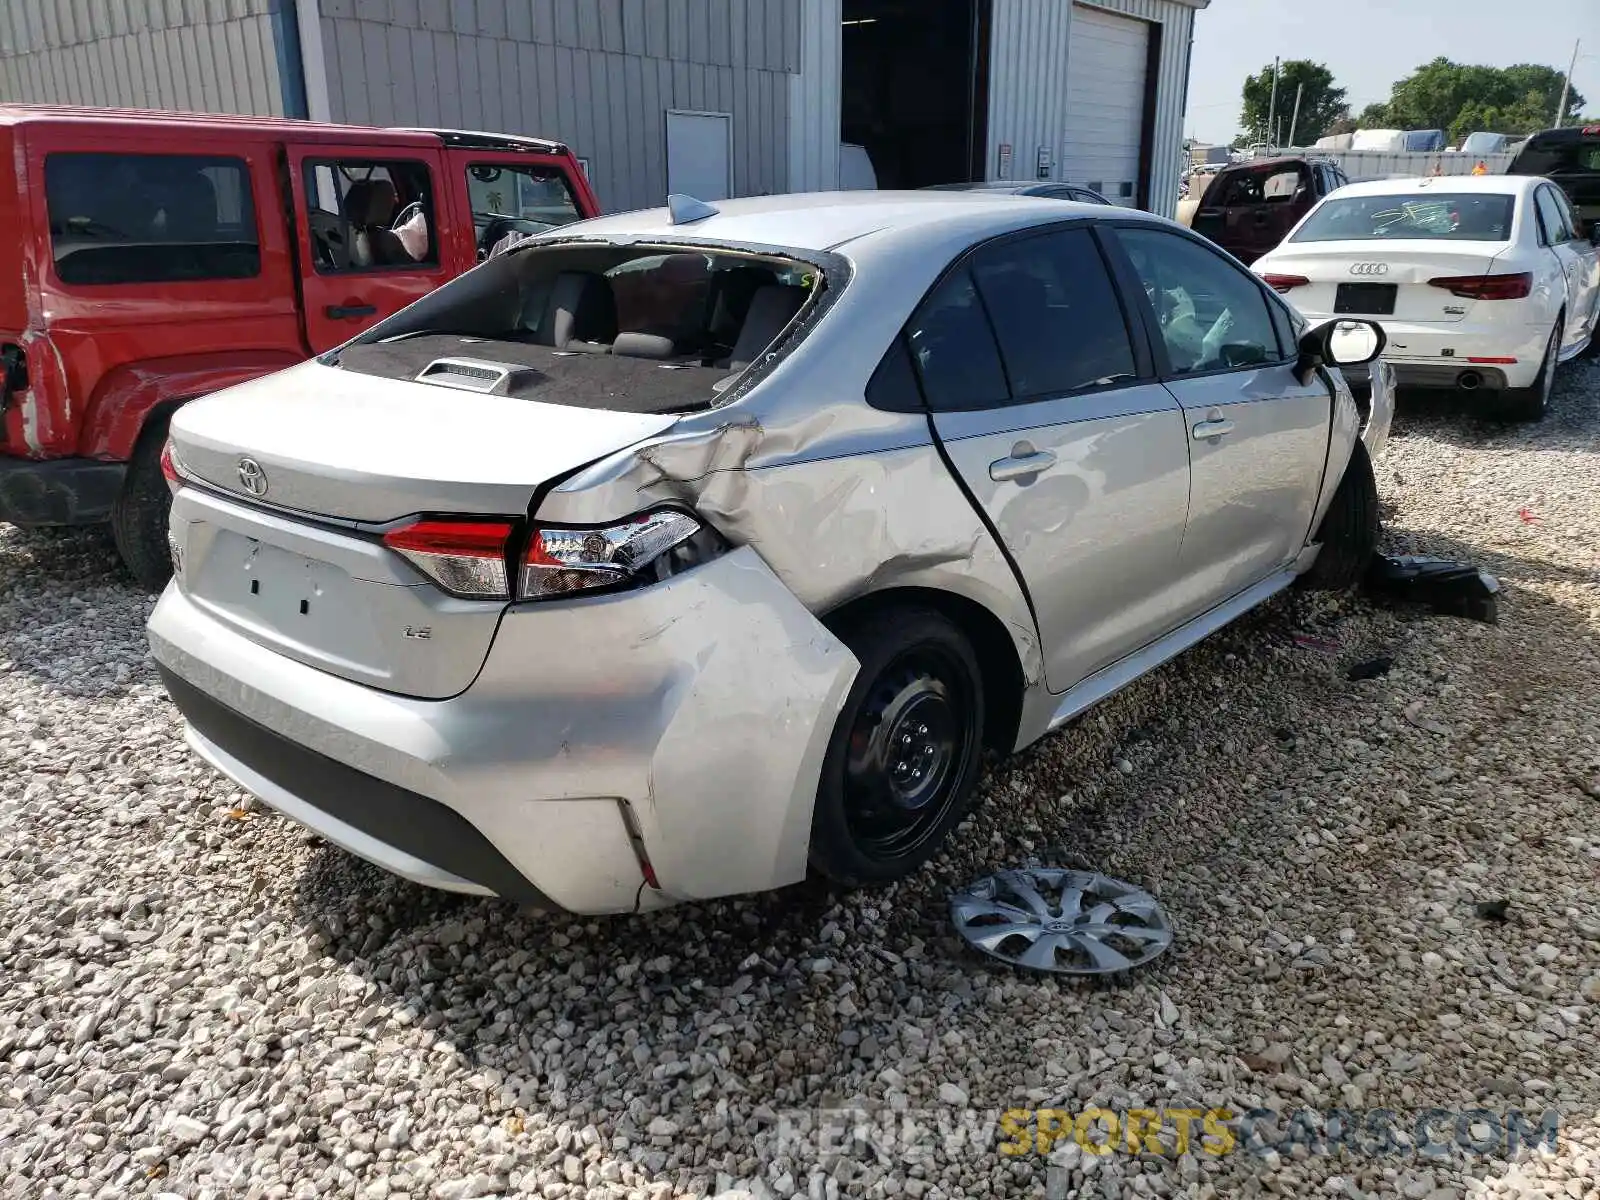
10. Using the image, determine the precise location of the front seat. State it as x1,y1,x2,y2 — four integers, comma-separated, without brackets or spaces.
720,285,807,370
343,179,408,267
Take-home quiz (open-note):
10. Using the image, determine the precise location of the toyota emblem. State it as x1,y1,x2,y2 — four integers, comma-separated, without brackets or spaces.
237,457,268,496
1348,262,1389,276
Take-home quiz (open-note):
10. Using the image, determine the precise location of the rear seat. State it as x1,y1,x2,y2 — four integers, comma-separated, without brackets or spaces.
719,285,807,369
535,271,618,353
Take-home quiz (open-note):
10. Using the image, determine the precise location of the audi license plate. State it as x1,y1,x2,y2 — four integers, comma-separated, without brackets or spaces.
1335,282,1397,315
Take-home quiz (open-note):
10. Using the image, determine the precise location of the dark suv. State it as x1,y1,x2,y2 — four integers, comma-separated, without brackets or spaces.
1185,157,1350,264
1509,126,1600,237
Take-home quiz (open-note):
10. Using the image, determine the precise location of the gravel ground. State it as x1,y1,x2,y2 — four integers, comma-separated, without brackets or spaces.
3,358,1599,1200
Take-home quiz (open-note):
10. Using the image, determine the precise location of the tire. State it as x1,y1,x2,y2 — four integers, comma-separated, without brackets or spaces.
1497,324,1559,423
1300,438,1379,592
111,413,176,592
809,607,986,886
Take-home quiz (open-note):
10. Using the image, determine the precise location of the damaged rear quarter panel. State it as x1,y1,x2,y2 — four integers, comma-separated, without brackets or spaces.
536,269,1045,710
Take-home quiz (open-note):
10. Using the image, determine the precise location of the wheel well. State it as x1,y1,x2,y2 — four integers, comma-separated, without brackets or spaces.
821,587,1026,755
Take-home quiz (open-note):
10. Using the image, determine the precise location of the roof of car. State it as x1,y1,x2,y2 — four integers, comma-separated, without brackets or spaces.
542,190,1156,258
0,105,567,153
924,181,1048,193
1323,174,1542,199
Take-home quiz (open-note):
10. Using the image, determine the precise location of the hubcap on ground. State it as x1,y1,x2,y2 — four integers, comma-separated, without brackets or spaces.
951,869,1173,974
843,650,973,862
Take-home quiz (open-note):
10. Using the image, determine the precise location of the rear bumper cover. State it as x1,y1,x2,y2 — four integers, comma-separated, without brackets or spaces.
148,547,859,913
0,455,125,525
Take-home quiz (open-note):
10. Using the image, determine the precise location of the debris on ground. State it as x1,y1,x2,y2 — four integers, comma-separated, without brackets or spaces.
1364,554,1501,623
1474,898,1512,922
1346,656,1394,680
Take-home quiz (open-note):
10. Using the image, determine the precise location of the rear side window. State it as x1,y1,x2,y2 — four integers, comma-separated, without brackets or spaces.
45,152,258,285
905,271,1009,411
968,229,1137,398
305,159,437,273
1534,186,1576,244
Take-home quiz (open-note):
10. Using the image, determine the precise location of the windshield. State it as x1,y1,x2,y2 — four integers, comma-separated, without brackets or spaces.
1291,193,1516,242
1511,137,1600,176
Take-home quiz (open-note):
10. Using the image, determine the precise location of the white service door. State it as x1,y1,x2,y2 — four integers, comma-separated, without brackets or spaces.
1062,6,1150,208
666,110,732,201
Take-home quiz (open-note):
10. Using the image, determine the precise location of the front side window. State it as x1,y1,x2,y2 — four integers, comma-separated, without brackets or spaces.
45,152,259,285
1115,227,1281,375
967,229,1137,398
1290,193,1515,243
465,161,584,257
304,159,437,273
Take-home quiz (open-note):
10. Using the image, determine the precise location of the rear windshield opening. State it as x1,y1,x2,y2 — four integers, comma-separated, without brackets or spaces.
334,243,824,414
1292,193,1516,243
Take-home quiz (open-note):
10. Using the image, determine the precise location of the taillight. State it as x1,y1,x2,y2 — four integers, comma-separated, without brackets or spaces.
1261,273,1310,293
382,519,516,599
160,440,180,485
521,511,705,600
1427,272,1532,300
382,509,720,602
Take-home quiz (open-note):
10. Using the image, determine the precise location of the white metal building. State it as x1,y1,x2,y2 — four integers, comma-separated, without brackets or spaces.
0,0,1208,218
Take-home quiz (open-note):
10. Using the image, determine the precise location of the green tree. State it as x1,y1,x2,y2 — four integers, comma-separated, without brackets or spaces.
1360,59,1584,137
1240,60,1349,144
1358,102,1392,127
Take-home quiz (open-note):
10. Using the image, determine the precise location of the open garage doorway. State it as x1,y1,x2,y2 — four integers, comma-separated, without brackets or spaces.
841,0,991,190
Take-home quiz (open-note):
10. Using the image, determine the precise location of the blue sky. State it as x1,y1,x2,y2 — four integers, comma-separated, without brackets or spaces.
1184,0,1599,143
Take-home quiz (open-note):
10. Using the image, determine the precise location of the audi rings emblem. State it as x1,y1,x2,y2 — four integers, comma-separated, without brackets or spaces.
1348,262,1390,276
237,457,268,496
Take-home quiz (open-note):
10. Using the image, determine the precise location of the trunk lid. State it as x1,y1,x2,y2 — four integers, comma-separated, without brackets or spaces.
170,359,679,522
167,359,679,698
1260,241,1512,324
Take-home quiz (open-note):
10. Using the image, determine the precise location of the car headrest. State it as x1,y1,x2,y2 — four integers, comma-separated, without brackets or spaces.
345,179,398,227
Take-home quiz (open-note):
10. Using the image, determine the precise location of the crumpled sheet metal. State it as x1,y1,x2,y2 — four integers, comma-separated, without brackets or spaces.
1364,554,1501,624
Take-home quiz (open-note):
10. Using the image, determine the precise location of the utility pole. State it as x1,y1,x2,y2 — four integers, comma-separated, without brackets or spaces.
1267,56,1281,148
1556,38,1580,127
1287,83,1304,147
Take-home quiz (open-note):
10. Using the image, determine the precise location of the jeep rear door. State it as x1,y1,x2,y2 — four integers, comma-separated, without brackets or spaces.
286,142,467,354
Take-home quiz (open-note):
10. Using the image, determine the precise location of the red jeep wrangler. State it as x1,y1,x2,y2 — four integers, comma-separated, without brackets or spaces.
0,105,599,587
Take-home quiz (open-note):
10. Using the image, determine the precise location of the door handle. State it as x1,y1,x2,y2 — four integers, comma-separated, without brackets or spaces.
989,448,1057,482
326,303,377,319
1192,418,1235,440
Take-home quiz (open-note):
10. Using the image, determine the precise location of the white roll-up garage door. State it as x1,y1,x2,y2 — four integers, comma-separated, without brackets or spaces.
1062,5,1151,207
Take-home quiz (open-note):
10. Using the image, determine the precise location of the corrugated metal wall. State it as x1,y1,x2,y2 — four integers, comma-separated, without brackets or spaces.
316,0,799,213
986,0,1196,218
0,0,296,117
787,0,840,193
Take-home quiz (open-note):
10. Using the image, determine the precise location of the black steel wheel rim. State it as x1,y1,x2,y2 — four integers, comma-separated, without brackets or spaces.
842,645,976,862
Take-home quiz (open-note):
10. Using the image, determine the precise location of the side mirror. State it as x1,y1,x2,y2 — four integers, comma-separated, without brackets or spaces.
1296,318,1386,384
1589,223,1600,247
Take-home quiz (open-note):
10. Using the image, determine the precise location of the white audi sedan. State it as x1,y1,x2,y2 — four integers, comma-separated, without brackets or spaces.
1253,175,1600,420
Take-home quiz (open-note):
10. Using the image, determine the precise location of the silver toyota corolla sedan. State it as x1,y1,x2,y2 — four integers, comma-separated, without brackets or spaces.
148,191,1394,914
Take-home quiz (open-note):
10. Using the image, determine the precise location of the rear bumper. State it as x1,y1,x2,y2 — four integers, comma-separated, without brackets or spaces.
147,548,858,913
1304,316,1547,390
1341,357,1510,392
0,455,125,525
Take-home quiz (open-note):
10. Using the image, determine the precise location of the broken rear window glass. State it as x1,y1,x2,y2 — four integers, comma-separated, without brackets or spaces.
334,243,825,414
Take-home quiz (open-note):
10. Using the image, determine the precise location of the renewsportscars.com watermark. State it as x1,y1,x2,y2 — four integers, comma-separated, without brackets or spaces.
772,1105,1562,1165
